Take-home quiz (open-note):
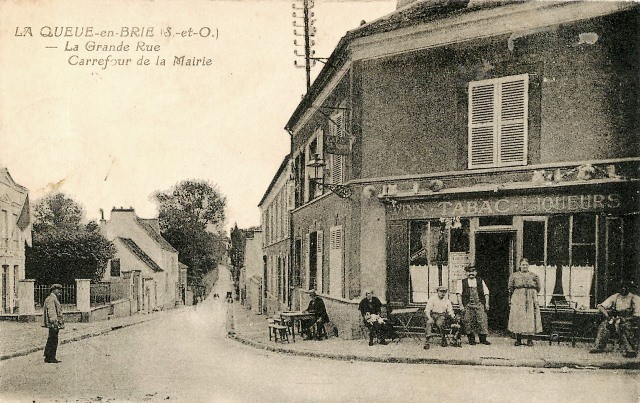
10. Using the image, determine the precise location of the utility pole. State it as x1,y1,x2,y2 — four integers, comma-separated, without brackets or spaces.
293,0,316,91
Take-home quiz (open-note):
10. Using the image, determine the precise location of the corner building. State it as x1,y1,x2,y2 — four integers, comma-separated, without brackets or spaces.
286,0,640,338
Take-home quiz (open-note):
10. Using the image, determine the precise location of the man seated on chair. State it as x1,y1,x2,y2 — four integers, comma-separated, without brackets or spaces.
589,280,640,358
302,290,330,340
423,286,455,350
359,290,388,346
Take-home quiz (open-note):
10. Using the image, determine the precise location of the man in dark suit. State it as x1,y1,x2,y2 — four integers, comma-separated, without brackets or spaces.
43,284,64,363
303,290,329,340
359,290,388,346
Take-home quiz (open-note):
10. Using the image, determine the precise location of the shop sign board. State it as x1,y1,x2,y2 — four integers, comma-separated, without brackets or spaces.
387,192,632,220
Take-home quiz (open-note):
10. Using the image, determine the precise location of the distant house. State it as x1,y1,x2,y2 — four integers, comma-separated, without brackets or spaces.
0,167,31,314
239,227,263,314
101,208,179,312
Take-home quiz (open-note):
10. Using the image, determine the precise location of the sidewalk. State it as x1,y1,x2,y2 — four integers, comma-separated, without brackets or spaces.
228,303,640,370
0,310,174,361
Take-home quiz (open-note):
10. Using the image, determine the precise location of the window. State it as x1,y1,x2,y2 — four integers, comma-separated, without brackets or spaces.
306,132,324,201
525,214,597,309
409,219,470,303
468,74,529,168
110,258,121,277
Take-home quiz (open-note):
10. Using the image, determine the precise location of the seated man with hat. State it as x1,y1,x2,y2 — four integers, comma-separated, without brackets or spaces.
423,286,455,350
589,280,640,358
302,290,330,340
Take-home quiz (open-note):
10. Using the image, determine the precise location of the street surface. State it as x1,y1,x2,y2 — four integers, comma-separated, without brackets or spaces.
1,266,638,402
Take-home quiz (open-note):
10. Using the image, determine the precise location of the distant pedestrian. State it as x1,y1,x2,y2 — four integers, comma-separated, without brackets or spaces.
508,258,542,346
456,265,491,345
43,284,64,363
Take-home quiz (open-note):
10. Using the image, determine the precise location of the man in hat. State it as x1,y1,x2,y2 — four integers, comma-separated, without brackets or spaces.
359,290,388,346
43,284,64,363
456,265,491,345
589,280,640,358
423,286,455,349
302,290,330,340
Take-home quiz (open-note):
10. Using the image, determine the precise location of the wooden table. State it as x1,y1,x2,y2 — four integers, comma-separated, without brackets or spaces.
280,311,317,342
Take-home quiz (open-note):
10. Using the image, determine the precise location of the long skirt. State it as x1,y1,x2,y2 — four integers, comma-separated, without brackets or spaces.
508,288,542,334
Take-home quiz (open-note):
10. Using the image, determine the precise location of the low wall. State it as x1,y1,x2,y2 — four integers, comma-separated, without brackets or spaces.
111,299,132,318
299,290,365,340
90,305,110,322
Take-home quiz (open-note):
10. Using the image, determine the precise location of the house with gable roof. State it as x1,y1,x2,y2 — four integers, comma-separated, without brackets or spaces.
101,208,179,312
0,167,31,314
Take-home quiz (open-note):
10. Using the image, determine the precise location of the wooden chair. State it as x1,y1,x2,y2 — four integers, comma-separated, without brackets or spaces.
548,301,577,347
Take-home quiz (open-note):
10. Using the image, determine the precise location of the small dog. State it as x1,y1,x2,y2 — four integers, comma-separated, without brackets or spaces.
448,315,463,347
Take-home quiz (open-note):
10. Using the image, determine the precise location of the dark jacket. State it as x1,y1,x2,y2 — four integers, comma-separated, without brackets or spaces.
307,296,330,323
461,277,487,307
359,296,383,318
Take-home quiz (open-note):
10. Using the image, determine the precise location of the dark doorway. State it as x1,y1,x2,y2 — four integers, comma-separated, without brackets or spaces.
475,232,513,331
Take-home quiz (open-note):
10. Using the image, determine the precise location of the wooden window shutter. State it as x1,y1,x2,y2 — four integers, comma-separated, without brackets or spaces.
468,74,528,168
304,232,311,289
468,82,497,168
316,230,324,293
498,75,528,166
329,226,344,297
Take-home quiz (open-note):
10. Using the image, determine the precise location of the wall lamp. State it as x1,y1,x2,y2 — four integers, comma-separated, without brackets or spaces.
306,153,352,199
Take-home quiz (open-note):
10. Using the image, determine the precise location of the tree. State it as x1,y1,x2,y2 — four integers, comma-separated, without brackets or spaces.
229,223,246,286
153,180,227,287
26,193,116,284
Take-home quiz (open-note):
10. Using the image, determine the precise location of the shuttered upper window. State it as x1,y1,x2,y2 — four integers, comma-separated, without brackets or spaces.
468,74,529,169
329,111,345,185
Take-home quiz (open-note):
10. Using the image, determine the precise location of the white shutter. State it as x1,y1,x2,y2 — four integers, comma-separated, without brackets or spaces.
468,74,528,168
331,154,344,184
498,75,528,165
329,226,344,298
468,82,497,168
316,230,324,293
304,232,310,289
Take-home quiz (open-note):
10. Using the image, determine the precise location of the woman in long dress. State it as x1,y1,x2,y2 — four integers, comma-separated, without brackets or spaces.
508,258,543,346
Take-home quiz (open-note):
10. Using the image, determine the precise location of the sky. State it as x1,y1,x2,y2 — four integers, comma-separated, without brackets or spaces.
0,0,395,232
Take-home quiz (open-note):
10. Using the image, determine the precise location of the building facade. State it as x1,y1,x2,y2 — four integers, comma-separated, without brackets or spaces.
239,228,264,314
259,156,293,316
0,167,31,314
101,208,180,312
286,0,640,337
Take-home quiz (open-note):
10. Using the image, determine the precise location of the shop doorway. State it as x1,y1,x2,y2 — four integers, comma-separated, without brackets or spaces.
475,232,514,331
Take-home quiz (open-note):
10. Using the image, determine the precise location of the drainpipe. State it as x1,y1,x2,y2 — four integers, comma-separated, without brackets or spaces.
286,128,295,310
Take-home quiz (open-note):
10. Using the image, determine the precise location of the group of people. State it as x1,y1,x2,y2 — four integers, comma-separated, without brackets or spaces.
358,258,639,358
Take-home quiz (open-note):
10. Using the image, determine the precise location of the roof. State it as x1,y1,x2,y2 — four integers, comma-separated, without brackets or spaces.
136,217,177,253
286,0,477,131
118,237,164,273
258,155,290,207
286,0,636,130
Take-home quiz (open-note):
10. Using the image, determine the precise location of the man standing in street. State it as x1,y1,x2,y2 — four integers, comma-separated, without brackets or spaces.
43,283,64,363
457,265,491,345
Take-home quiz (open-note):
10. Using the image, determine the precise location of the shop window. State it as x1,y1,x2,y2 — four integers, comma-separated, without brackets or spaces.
526,214,597,309
409,219,469,303
468,74,529,169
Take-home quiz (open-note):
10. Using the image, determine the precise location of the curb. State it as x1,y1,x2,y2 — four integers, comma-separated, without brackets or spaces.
225,306,640,371
0,315,160,362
